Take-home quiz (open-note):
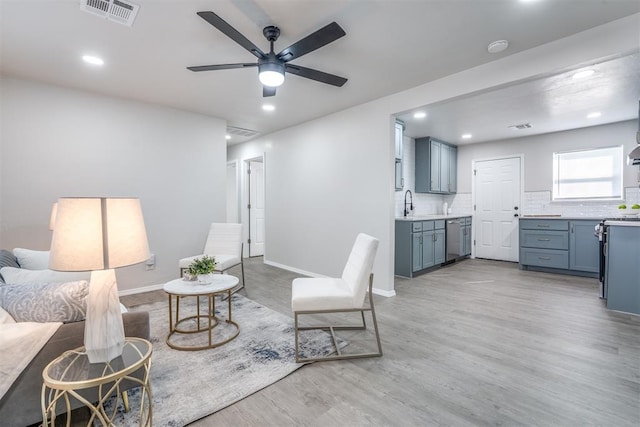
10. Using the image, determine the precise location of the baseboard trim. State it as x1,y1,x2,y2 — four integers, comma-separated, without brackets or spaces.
119,282,165,296
264,259,395,298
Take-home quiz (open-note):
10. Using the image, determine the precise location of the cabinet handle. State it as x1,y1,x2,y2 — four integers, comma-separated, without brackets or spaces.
537,238,551,241
433,234,437,242
570,224,574,233
538,256,551,261
537,224,550,228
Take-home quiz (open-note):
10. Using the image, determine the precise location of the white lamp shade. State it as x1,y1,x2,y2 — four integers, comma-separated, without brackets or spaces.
50,198,150,271
48,202,58,231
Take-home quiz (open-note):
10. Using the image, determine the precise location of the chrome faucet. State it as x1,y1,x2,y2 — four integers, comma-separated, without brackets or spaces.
403,189,413,217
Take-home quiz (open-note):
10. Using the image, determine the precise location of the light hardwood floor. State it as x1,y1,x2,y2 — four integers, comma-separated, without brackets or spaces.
121,257,640,426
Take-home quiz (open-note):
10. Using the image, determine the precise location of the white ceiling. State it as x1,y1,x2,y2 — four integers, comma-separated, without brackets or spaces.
1,0,639,145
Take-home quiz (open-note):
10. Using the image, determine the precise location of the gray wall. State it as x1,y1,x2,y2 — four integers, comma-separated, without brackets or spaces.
0,78,227,291
457,120,638,193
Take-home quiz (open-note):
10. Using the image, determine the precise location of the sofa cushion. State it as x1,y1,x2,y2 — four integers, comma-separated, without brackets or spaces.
0,280,88,323
13,248,50,270
0,267,90,285
0,306,15,324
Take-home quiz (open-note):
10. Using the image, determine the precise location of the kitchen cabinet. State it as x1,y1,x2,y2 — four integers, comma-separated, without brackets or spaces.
415,137,457,194
395,218,454,277
519,218,598,277
461,217,472,256
605,224,640,315
569,220,599,273
394,122,404,191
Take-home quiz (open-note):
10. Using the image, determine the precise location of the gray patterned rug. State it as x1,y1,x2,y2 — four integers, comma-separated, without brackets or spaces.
107,294,340,426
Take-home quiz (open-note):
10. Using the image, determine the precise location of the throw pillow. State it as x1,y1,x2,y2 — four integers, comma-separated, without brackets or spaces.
0,267,90,285
13,248,50,270
0,250,19,284
0,280,88,323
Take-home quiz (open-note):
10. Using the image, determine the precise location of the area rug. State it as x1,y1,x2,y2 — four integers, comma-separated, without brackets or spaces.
105,294,339,426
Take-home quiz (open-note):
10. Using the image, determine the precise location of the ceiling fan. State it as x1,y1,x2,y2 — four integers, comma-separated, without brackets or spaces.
187,11,348,97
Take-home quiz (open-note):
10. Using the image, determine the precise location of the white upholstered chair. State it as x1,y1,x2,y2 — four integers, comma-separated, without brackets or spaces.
291,233,382,362
179,223,245,293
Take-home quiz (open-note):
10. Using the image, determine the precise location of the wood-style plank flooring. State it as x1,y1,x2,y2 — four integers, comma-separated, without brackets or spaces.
121,257,640,426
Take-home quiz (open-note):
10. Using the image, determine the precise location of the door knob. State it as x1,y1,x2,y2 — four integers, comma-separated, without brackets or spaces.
514,206,519,210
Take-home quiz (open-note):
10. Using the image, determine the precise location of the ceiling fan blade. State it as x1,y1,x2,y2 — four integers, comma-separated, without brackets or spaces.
277,22,346,62
285,64,347,87
187,63,257,72
197,11,266,59
263,86,277,97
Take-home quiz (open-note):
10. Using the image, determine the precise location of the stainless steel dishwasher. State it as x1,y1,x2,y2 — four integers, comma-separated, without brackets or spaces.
446,218,462,261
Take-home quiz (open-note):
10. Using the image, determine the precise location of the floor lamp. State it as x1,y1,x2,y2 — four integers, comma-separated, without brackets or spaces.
49,197,150,363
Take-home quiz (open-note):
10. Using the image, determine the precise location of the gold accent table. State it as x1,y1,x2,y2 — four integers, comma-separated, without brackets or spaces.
163,276,240,351
41,337,153,427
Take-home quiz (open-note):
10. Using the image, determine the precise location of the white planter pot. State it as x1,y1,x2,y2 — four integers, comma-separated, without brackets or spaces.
197,273,214,284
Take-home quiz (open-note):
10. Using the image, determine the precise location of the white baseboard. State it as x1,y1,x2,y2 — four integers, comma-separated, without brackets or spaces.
264,259,395,298
118,282,165,296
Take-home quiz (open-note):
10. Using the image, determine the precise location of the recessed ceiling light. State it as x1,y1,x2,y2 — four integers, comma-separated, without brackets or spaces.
262,104,275,112
572,69,595,79
487,40,509,54
413,111,427,119
225,134,231,140
82,55,104,66
461,134,472,139
587,112,602,119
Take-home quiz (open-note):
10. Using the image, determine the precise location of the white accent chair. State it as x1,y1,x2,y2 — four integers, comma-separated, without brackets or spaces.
291,233,382,362
179,223,245,293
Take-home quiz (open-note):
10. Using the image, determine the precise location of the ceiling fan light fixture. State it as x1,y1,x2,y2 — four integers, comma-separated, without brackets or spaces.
259,62,285,87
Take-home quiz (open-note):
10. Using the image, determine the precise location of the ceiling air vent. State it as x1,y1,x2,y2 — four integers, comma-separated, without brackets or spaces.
508,123,533,130
227,126,259,138
80,0,139,27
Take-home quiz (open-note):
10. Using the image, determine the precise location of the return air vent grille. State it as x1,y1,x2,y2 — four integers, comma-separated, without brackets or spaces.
80,0,139,27
227,126,259,138
508,123,533,130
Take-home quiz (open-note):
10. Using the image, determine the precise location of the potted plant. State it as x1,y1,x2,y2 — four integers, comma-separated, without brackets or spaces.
188,255,216,284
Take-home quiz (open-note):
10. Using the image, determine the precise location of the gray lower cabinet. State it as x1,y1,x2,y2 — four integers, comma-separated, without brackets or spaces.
605,225,640,315
461,217,472,256
396,219,455,277
519,218,598,277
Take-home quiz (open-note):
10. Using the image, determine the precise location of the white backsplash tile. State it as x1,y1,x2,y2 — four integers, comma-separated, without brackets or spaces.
522,188,640,217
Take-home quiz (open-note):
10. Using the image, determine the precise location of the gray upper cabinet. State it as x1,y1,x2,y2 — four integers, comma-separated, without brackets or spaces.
394,122,404,191
415,137,457,194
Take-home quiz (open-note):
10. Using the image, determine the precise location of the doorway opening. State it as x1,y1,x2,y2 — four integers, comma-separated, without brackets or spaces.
245,157,265,257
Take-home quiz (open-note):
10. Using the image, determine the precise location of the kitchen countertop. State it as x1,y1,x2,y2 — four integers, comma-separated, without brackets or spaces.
396,214,471,221
605,220,640,227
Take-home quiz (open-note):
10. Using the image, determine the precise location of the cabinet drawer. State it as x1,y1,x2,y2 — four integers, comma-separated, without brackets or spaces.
422,221,435,231
521,248,568,269
521,230,568,250
412,222,423,232
434,220,445,230
520,219,568,231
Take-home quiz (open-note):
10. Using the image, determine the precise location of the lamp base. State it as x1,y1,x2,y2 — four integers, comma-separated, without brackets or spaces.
84,269,125,363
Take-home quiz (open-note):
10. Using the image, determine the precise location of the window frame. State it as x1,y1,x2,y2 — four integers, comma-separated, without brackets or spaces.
552,145,624,202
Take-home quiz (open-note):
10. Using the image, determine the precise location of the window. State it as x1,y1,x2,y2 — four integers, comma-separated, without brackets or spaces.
552,146,623,200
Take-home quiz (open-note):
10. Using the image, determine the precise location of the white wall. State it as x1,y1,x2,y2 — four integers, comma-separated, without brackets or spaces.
458,120,638,193
0,78,227,292
228,14,639,295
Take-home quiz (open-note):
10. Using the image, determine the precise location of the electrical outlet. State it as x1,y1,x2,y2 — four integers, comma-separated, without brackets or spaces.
146,253,155,270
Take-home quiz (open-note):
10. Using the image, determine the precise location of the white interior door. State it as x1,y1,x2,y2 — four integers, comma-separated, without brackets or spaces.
473,157,521,262
248,160,265,257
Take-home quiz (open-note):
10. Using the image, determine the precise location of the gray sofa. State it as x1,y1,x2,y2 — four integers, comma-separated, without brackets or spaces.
0,250,150,427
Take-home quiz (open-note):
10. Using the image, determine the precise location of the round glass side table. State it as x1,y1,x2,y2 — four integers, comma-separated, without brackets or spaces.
41,337,152,427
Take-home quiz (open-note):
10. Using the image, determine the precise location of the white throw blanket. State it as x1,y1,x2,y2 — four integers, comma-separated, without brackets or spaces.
0,321,61,399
